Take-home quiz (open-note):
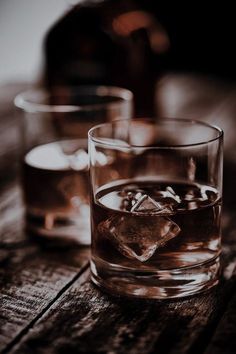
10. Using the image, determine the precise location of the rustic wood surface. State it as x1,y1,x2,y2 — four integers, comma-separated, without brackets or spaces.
1,85,236,354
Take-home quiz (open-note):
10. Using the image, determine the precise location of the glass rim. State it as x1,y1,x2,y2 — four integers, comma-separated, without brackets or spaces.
14,85,133,113
88,118,223,149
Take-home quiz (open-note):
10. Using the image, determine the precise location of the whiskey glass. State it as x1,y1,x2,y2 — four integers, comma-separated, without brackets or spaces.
15,86,133,244
89,118,223,298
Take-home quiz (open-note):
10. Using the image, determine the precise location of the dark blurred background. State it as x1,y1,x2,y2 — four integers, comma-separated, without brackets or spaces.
1,1,236,85
1,0,236,154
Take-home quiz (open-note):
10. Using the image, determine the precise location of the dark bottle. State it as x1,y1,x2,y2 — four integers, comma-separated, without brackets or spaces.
43,0,170,116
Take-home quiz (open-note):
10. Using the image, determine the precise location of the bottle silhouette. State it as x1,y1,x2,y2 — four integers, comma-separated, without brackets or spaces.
44,0,170,116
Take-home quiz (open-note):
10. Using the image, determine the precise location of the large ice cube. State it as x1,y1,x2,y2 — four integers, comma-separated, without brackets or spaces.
98,213,181,262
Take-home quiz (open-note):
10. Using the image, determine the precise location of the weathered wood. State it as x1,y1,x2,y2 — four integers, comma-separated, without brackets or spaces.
0,244,90,352
9,267,236,354
204,282,236,354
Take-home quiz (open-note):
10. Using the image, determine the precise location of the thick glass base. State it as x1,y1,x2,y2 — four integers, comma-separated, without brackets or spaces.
91,256,220,299
26,210,91,245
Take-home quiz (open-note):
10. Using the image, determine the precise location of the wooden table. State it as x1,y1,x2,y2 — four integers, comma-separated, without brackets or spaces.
1,86,236,354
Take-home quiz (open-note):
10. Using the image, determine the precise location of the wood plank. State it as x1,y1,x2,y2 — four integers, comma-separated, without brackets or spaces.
204,278,236,354
0,245,90,352
9,265,236,354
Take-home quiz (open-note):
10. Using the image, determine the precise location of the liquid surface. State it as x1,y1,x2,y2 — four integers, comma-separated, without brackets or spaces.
92,180,221,270
23,140,89,216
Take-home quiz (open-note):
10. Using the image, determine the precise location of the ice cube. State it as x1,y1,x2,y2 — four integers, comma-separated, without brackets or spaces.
200,186,217,202
154,186,181,209
119,187,145,211
166,186,181,203
131,194,163,213
182,186,216,209
120,191,135,211
131,193,173,215
98,214,181,262
134,191,143,200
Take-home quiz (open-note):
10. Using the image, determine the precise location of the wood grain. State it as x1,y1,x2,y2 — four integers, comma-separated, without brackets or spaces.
205,282,236,354
9,267,236,354
0,238,90,352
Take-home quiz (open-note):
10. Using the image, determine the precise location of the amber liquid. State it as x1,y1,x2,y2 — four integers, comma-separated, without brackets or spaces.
23,139,90,242
92,180,221,271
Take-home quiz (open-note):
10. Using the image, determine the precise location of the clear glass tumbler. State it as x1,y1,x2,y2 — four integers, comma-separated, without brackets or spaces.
89,118,223,298
14,86,133,244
